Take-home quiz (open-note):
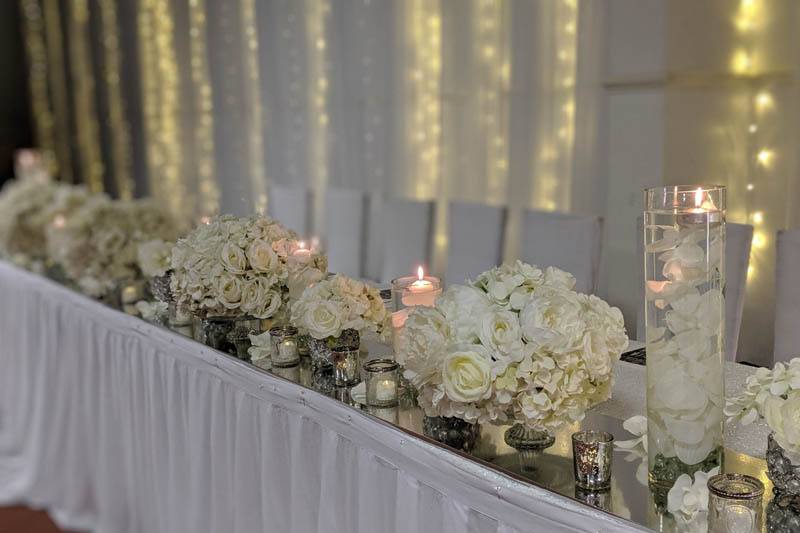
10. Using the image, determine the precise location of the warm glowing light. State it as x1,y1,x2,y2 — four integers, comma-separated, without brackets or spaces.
748,124,758,134
731,49,752,74
298,240,307,250
694,187,704,208
747,264,755,281
417,266,424,281
752,232,767,249
747,183,754,191
755,92,773,111
52,215,65,229
752,211,764,224
757,149,773,167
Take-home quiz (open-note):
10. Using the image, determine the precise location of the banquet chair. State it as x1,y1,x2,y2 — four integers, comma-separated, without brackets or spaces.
445,201,506,285
519,209,603,294
635,218,752,362
364,197,434,283
267,183,311,236
324,188,368,277
773,228,800,364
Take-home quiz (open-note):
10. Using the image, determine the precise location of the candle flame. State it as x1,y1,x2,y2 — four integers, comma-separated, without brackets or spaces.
694,188,703,208
417,266,424,281
298,240,306,250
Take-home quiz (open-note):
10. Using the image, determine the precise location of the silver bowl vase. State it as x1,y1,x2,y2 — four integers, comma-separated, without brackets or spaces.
767,432,800,495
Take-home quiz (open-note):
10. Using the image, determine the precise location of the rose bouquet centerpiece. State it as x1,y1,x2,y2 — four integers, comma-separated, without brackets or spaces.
47,196,180,300
397,260,628,450
291,274,391,368
0,175,95,271
170,214,327,352
725,357,800,494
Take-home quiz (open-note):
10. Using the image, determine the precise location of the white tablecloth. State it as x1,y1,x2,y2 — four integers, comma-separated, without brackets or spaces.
0,263,647,533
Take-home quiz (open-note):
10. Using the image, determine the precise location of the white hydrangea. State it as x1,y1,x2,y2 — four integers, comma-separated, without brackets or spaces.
397,260,628,430
137,239,174,278
291,274,391,342
726,357,800,461
47,197,179,297
170,214,327,320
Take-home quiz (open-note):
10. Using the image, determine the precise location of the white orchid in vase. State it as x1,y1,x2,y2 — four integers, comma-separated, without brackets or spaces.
397,260,628,442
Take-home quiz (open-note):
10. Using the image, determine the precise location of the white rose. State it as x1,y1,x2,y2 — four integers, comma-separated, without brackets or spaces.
441,345,493,403
253,289,283,319
217,274,243,309
303,300,343,339
478,309,523,359
221,242,248,274
397,306,449,387
246,239,280,273
240,278,268,314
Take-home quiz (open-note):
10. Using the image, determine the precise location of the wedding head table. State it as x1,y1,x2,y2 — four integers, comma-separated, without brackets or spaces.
0,261,773,532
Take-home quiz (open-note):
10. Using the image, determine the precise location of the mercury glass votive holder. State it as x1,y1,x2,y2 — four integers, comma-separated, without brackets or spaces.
572,430,614,490
331,346,360,386
707,473,764,533
363,359,400,408
270,326,300,368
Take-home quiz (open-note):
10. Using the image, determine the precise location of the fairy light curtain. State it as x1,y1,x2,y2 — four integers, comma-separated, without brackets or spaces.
19,0,582,227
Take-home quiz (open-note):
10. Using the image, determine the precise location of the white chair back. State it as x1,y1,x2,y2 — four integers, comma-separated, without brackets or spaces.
774,228,800,364
725,222,753,362
520,209,603,294
324,188,367,277
446,201,506,285
268,184,310,236
636,218,752,362
365,197,433,283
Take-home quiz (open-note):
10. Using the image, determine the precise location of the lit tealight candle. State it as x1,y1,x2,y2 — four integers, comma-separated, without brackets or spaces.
52,215,65,229
375,379,397,402
292,241,312,263
400,266,441,307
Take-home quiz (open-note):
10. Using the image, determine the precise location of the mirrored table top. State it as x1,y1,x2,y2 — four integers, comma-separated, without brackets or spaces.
168,322,778,532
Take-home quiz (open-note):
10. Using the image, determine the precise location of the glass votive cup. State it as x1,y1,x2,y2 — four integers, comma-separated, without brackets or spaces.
363,359,400,407
572,430,614,490
331,346,360,386
707,473,764,533
390,275,442,310
270,326,300,368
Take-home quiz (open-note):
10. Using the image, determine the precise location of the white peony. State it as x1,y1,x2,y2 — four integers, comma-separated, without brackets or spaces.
442,345,493,403
478,308,524,367
436,285,492,343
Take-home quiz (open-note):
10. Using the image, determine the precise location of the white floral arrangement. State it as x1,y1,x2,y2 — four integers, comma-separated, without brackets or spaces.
170,214,327,320
291,274,391,342
396,260,628,430
47,197,179,297
0,176,94,268
725,357,800,463
137,239,174,278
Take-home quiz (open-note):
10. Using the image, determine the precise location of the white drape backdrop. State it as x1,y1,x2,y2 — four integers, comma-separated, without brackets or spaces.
0,263,645,533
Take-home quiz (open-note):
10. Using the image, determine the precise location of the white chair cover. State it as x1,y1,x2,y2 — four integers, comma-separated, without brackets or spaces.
365,197,433,283
636,218,752,362
325,188,367,277
519,210,603,294
725,222,753,362
268,184,311,235
445,202,506,285
774,228,800,364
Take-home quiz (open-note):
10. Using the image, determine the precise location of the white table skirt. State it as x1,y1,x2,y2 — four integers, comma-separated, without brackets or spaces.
0,263,647,533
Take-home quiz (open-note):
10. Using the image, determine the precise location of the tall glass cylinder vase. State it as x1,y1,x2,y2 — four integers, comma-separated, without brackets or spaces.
644,185,725,488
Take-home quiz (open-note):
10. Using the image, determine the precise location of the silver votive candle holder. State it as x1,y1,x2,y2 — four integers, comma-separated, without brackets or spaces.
707,473,764,533
270,326,300,368
331,346,360,386
363,359,400,408
572,430,614,490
